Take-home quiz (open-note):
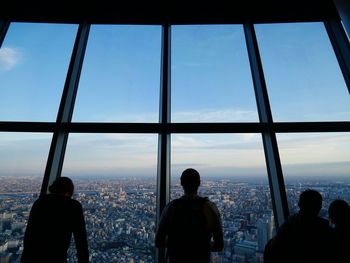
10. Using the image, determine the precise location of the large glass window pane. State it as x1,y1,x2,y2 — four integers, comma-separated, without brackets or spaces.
277,133,350,217
0,132,52,262
172,25,259,122
0,23,78,121
72,26,161,123
255,22,350,121
171,134,272,262
62,134,158,262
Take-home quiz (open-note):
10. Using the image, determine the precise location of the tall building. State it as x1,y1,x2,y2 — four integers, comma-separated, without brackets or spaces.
257,216,273,252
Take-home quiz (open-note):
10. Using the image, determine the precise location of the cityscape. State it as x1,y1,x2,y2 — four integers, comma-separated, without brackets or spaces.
0,175,349,263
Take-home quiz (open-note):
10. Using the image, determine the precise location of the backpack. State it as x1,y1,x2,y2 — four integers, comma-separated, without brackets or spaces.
167,197,212,254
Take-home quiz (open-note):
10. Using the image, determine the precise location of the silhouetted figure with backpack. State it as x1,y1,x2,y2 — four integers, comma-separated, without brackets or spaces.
155,168,224,263
264,189,332,263
328,199,350,263
21,177,89,263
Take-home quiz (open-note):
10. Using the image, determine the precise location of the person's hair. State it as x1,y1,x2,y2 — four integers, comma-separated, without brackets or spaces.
180,168,200,194
328,199,350,226
298,189,322,216
49,177,74,196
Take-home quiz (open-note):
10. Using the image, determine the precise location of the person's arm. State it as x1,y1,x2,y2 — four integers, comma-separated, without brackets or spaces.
73,202,89,263
208,203,224,252
155,204,171,248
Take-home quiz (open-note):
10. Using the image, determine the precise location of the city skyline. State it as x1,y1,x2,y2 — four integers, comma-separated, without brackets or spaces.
1,176,349,262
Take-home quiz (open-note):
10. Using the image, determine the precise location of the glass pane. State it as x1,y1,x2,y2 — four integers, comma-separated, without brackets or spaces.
0,23,78,121
73,25,161,122
255,22,350,121
171,134,273,262
277,133,350,217
0,132,52,262
62,134,158,262
172,25,259,122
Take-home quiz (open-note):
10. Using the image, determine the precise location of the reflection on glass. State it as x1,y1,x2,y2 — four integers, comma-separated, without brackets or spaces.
172,25,259,122
255,22,350,121
73,25,161,122
0,132,52,262
62,134,158,262
277,133,350,217
0,23,77,121
171,134,272,262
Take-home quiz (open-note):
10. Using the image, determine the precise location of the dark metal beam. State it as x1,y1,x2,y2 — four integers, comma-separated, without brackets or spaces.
41,23,90,196
156,24,171,263
0,20,10,47
1,121,348,133
0,0,338,24
244,22,289,228
0,122,56,132
325,19,350,93
274,122,350,132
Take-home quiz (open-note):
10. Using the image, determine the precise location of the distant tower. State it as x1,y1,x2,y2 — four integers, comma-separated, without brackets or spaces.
119,187,126,201
257,217,272,252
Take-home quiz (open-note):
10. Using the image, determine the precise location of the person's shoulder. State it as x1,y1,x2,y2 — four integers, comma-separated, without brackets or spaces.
167,198,180,206
318,216,329,224
162,199,178,211
285,212,305,226
70,198,83,208
202,198,220,213
32,194,51,206
202,197,215,207
276,213,298,232
316,217,332,229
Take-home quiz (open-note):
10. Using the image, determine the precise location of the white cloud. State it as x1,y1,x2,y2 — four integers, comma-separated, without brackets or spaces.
0,47,21,71
87,112,158,122
173,109,258,122
303,111,350,121
76,108,258,123
277,133,350,165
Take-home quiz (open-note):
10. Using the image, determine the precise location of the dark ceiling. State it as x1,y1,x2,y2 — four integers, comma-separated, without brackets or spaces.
0,0,339,24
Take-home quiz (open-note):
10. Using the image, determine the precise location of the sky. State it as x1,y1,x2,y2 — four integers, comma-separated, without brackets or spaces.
0,22,349,180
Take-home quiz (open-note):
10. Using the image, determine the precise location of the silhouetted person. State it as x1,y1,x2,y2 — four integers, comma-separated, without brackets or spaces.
21,177,89,263
328,199,350,263
155,168,224,263
264,189,332,263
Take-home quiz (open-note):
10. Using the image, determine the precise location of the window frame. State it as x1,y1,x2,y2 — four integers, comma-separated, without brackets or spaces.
0,11,349,263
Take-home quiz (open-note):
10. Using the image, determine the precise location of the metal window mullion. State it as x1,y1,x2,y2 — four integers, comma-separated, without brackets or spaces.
0,21,10,47
40,23,90,196
324,19,350,94
244,22,289,228
156,24,171,263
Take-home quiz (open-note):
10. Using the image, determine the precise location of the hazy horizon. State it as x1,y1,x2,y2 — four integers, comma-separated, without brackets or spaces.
0,22,349,182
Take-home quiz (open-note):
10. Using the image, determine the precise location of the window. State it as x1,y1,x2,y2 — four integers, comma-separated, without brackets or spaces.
277,133,350,217
171,134,273,262
72,26,161,123
62,134,158,262
255,22,350,121
0,23,77,121
0,132,52,263
0,11,349,263
172,25,259,122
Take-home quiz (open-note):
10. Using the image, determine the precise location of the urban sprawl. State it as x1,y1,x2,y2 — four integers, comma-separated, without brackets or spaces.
0,176,349,263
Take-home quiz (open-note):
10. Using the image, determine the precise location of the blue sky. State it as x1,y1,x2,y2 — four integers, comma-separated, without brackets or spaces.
0,22,349,179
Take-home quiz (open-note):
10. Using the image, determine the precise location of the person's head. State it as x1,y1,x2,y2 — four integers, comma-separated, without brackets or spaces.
298,189,322,217
49,177,74,198
328,199,350,227
181,168,201,194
